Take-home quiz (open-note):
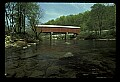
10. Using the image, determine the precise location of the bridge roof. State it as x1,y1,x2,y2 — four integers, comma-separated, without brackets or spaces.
36,25,80,29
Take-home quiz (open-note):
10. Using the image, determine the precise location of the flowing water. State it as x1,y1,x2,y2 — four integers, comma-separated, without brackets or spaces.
5,40,116,78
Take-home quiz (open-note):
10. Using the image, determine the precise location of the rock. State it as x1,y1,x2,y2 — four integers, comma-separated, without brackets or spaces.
20,53,38,59
30,70,44,77
27,43,37,46
5,43,13,48
61,70,76,78
6,63,18,69
5,36,11,40
19,39,24,41
65,42,71,45
15,41,27,47
23,59,38,71
64,52,74,57
15,69,25,77
46,66,60,77
27,44,31,47
6,41,10,44
12,43,17,47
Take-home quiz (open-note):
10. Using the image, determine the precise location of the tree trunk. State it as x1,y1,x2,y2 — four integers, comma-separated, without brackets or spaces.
99,27,101,36
5,11,9,31
17,3,20,33
35,32,38,40
11,8,14,32
19,5,22,33
23,9,25,34
99,20,102,36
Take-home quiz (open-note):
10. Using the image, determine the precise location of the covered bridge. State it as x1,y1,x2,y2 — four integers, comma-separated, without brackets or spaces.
36,25,80,34
36,25,80,41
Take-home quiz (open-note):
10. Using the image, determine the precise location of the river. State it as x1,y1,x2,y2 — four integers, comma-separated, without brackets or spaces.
5,40,116,78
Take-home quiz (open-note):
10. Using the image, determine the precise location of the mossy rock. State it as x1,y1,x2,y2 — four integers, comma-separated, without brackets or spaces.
15,41,27,47
30,70,44,77
46,66,60,77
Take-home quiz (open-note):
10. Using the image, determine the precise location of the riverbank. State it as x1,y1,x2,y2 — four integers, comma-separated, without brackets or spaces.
79,38,116,41
96,39,116,41
5,34,40,48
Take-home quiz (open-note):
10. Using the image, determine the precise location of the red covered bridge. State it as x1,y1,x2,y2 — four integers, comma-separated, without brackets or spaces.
36,25,80,41
36,25,80,34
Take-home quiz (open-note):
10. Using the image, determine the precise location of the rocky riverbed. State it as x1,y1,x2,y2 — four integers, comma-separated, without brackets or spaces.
5,46,116,78
5,36,116,78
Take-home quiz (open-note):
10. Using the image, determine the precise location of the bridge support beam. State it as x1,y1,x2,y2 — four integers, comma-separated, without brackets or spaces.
50,32,53,44
65,32,68,42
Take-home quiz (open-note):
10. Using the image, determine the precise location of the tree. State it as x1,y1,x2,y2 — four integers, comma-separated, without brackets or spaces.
26,3,43,40
90,3,106,35
104,4,116,30
5,2,16,32
5,2,27,33
5,2,43,40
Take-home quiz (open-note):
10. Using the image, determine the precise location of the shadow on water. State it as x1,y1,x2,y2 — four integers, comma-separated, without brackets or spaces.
5,39,116,78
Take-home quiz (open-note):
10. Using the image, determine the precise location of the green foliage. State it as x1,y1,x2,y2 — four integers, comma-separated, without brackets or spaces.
78,31,99,40
44,3,116,39
5,2,43,40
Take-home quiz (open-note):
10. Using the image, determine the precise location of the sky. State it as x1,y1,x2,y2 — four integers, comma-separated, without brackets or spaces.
38,3,96,23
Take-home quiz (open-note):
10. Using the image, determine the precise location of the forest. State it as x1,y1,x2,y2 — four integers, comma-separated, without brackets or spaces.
44,3,116,40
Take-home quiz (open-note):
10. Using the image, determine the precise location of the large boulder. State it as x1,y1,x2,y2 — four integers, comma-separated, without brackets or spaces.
15,41,27,47
30,70,44,77
63,52,74,58
46,66,60,77
5,36,11,41
65,42,71,45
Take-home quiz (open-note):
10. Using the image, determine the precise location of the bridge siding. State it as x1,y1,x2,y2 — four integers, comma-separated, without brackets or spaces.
36,27,80,34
